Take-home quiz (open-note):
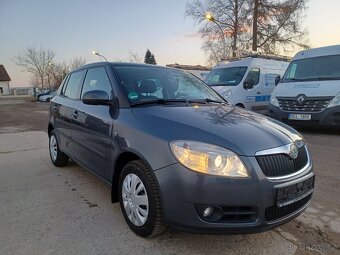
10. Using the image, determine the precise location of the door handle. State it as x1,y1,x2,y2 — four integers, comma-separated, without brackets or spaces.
257,92,261,95
73,111,79,119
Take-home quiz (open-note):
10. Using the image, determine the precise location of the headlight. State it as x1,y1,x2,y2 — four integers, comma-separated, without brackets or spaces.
222,89,232,99
327,92,340,108
170,141,249,177
270,93,279,107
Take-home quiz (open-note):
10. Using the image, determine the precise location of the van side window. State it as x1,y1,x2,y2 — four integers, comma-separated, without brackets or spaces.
246,68,260,87
81,67,113,99
63,70,86,99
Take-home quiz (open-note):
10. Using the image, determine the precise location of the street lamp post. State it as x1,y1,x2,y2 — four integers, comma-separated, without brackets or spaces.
92,51,109,62
205,13,227,59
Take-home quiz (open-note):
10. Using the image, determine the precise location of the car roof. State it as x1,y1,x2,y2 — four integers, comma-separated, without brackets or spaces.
73,62,179,72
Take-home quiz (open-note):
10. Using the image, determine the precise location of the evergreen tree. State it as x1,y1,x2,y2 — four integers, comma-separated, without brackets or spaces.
144,49,157,65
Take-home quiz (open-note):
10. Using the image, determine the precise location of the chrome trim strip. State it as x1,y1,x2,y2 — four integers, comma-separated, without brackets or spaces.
255,143,311,180
255,143,291,156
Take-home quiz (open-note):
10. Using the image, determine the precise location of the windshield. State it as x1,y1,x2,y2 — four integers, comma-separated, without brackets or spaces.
204,66,247,86
282,54,340,82
114,66,224,105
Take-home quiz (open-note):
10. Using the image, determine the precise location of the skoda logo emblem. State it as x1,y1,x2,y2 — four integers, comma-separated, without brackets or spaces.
289,143,299,159
296,94,306,106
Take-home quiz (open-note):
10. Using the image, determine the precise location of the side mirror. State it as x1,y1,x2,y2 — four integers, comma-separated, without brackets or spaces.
243,78,255,90
82,90,111,105
275,75,281,86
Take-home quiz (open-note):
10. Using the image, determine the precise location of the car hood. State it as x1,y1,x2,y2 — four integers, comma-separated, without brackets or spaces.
132,104,302,156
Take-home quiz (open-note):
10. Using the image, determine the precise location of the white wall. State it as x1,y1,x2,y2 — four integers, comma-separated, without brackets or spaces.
0,81,10,94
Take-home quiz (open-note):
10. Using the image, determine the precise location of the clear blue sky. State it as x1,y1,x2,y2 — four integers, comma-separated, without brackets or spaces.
1,0,340,86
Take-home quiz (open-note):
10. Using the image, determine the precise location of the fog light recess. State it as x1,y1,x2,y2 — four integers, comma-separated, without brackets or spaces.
203,207,214,218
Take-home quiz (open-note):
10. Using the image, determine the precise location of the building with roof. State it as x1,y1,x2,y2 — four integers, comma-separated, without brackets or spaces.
0,65,11,95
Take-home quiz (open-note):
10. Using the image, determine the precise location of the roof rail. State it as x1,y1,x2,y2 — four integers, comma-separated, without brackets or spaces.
220,53,291,62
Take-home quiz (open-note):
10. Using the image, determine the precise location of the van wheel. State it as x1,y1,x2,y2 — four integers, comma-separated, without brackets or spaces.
119,160,165,237
49,130,69,167
236,103,245,108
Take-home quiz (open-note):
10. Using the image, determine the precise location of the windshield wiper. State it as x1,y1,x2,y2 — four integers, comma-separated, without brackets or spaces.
285,77,340,82
308,77,340,81
205,98,225,104
130,99,188,107
130,98,225,107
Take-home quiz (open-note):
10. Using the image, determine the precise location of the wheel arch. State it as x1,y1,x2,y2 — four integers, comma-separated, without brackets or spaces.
111,151,142,203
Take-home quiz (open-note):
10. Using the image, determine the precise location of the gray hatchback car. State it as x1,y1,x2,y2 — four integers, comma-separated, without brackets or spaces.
48,62,315,237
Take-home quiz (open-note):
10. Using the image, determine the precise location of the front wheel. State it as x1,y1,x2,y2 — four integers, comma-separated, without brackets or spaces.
119,160,165,237
49,130,68,167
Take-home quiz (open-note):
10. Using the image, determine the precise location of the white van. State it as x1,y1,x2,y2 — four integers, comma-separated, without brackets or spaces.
269,45,340,127
205,56,289,114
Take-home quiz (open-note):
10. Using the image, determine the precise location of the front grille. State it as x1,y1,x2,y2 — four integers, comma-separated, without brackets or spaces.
278,97,333,112
256,146,308,177
265,193,312,221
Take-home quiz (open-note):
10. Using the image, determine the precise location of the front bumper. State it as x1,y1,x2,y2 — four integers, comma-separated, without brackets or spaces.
268,104,340,127
154,156,314,234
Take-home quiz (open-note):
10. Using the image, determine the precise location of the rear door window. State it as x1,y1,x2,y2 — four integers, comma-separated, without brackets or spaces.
63,70,86,99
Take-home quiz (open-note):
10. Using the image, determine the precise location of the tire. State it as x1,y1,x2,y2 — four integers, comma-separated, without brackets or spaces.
236,103,245,108
49,130,69,167
119,160,165,237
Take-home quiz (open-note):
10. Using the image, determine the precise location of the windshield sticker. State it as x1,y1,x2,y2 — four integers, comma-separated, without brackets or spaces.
128,92,139,100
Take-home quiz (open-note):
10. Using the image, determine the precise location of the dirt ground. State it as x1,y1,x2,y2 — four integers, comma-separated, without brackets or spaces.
0,98,339,255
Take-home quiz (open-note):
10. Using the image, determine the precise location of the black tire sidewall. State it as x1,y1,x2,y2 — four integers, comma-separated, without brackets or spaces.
118,162,157,237
49,130,67,166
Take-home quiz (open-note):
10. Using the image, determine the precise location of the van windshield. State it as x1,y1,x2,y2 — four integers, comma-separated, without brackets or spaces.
282,54,340,82
205,66,248,86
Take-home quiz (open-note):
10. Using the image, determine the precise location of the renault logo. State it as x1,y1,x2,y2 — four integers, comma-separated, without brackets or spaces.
289,143,299,159
296,95,306,106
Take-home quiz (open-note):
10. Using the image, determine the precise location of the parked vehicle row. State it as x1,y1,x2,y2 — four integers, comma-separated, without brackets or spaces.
38,90,57,102
205,56,289,114
269,44,340,128
205,45,340,128
48,62,314,237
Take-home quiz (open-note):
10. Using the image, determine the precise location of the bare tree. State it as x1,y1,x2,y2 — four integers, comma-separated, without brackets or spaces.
48,57,86,87
186,0,309,63
186,0,251,61
128,50,143,63
252,0,309,53
69,57,86,71
13,46,56,89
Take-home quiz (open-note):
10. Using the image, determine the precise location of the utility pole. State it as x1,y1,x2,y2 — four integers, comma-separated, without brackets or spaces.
252,0,259,52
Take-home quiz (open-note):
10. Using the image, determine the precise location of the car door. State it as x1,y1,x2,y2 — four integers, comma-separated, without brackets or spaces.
72,66,114,181
244,67,267,112
53,70,86,158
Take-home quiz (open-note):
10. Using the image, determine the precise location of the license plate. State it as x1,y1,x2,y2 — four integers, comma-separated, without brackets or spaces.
288,113,311,120
275,175,315,207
